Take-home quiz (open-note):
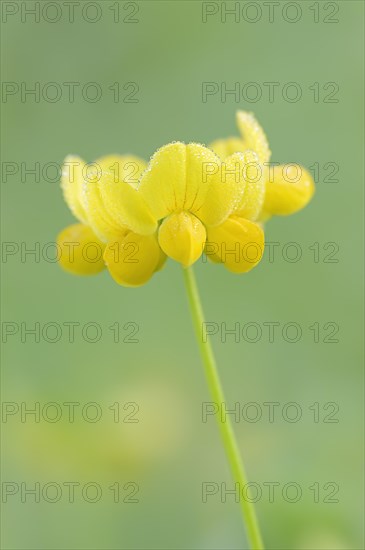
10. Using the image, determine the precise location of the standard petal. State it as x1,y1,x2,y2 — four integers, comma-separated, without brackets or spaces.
206,216,264,273
57,223,106,276
82,171,127,242
236,111,271,165
232,150,266,221
158,211,206,267
83,168,157,242
209,137,247,159
104,232,164,287
260,164,315,219
61,155,88,223
197,151,257,227
97,170,157,235
138,142,221,221
95,155,146,189
138,142,186,219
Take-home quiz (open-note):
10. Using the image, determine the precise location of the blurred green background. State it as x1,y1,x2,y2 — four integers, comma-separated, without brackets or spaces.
1,1,364,549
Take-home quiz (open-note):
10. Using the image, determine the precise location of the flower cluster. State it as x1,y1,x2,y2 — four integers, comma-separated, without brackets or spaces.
57,111,314,286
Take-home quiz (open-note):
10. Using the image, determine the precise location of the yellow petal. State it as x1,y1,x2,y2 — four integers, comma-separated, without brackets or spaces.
61,155,88,224
197,150,258,226
236,111,271,165
232,150,266,221
82,172,127,242
97,170,157,235
206,216,264,273
261,164,315,218
158,211,206,267
95,155,146,189
138,142,221,221
84,169,157,242
57,223,106,276
209,137,247,159
104,232,164,287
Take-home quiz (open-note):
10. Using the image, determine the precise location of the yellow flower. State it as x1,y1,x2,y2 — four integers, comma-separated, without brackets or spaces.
198,112,273,273
57,154,165,286
137,142,265,272
58,112,313,286
210,111,315,222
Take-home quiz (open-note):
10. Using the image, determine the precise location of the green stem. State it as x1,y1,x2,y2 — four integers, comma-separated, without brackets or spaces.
182,265,264,550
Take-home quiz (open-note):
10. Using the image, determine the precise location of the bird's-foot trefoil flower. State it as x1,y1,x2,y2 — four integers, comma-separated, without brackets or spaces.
57,154,166,286
137,142,266,273
201,111,273,272
210,110,315,222
57,113,315,286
